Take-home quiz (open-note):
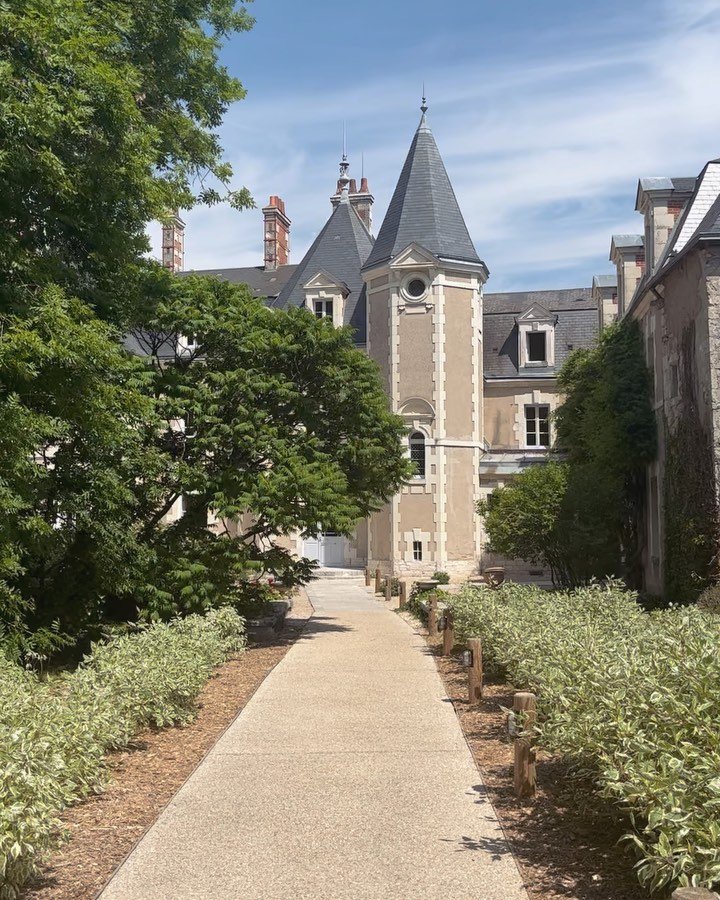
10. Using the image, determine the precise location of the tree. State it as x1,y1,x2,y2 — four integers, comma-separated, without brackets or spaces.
0,0,254,321
479,463,569,584
128,274,412,618
556,319,656,587
0,287,172,644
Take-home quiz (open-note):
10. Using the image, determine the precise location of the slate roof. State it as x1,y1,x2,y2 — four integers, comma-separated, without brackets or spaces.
273,199,375,343
637,176,697,195
180,264,297,300
484,288,597,379
363,115,481,270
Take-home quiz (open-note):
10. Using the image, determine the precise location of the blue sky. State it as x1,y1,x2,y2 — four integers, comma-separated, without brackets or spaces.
150,0,720,291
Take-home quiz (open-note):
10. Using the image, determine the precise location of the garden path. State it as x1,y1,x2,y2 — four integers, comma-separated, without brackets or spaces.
100,579,527,899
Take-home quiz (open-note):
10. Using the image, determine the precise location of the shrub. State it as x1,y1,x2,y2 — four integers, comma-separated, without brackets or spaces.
447,582,720,893
0,609,245,897
432,571,450,585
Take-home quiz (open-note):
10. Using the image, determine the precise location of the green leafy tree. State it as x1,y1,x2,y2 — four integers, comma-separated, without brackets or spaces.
129,274,413,618
0,288,172,643
556,319,656,587
0,0,254,320
479,463,569,584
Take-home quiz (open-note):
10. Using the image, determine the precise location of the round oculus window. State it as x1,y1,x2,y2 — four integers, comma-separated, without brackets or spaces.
405,277,427,300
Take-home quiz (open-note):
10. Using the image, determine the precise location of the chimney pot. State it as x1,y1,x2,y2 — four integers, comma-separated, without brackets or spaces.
360,177,369,193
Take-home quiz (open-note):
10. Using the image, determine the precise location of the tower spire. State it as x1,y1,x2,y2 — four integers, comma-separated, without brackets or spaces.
337,122,350,203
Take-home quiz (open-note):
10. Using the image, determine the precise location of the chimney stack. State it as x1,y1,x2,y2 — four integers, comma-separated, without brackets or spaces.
162,211,185,273
331,171,374,231
262,196,291,271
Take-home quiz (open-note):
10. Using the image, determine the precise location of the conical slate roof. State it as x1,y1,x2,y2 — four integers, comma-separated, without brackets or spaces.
274,199,375,342
363,115,480,270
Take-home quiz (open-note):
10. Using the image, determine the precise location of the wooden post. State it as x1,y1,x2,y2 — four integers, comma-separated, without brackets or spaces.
672,890,720,900
398,580,408,609
374,567,382,594
442,609,455,656
427,594,438,637
385,576,392,603
364,567,371,587
513,691,537,799
467,637,482,703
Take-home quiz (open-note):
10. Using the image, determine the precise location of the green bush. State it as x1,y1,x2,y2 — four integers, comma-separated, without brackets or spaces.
0,608,245,897
447,582,720,893
431,571,450,585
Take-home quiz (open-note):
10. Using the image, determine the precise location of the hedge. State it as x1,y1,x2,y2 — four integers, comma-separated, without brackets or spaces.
0,608,246,898
447,582,720,893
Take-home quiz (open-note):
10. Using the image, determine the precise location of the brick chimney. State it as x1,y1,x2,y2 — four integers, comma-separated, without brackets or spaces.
331,172,374,231
161,211,185,272
262,196,290,270
352,176,374,231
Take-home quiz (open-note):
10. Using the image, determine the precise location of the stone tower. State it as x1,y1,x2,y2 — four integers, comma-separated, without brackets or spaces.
361,102,488,578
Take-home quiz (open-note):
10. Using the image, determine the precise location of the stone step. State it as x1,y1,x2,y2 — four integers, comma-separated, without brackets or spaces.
313,567,366,580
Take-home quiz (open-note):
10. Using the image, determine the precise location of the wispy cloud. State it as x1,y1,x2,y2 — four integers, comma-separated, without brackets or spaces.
151,0,720,291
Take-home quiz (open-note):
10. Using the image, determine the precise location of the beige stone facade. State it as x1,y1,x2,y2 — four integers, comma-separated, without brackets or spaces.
602,164,720,596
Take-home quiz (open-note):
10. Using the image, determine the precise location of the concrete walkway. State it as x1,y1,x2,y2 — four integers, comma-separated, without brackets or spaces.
101,580,527,899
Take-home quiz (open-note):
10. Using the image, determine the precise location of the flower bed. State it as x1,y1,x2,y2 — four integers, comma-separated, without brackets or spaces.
0,609,246,898
447,582,720,893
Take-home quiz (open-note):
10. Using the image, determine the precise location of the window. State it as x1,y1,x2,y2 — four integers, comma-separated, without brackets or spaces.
409,431,426,479
525,405,550,447
314,299,334,320
526,331,547,362
413,540,423,561
406,278,426,299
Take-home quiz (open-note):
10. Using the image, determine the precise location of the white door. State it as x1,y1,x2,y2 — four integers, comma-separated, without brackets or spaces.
321,532,345,567
303,533,345,567
303,534,322,564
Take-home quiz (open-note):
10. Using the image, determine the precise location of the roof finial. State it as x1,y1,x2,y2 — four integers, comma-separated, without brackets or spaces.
421,83,428,116
337,121,350,203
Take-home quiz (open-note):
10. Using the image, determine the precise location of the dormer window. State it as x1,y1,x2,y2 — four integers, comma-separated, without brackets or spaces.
516,305,557,369
314,299,334,320
526,331,547,363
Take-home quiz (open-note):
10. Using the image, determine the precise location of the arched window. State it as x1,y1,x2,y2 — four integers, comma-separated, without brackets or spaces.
409,431,426,479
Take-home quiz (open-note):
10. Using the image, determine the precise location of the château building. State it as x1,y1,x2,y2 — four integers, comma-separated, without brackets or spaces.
164,103,600,581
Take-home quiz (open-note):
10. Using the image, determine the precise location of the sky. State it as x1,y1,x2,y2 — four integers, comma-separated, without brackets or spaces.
149,0,720,292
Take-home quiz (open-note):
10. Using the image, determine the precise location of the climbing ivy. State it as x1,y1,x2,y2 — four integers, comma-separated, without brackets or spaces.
662,320,720,601
555,318,657,588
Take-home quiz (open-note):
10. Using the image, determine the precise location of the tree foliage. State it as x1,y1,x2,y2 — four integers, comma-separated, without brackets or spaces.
481,320,656,588
0,0,254,320
0,278,412,643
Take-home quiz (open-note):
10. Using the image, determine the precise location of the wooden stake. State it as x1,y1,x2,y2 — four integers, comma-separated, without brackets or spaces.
427,594,438,637
467,637,482,703
442,609,455,656
364,567,371,587
513,691,537,798
374,567,382,594
398,580,408,609
385,576,392,603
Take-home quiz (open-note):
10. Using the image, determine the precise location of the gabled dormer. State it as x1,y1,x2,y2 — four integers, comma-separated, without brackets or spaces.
302,270,349,328
515,304,558,368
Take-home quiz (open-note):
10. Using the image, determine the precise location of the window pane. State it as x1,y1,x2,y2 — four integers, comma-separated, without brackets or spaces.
525,406,536,445
326,300,333,319
527,331,546,362
413,540,423,561
409,432,425,479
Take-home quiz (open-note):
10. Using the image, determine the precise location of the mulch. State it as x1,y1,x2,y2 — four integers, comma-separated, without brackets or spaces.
425,633,650,900
21,593,313,900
